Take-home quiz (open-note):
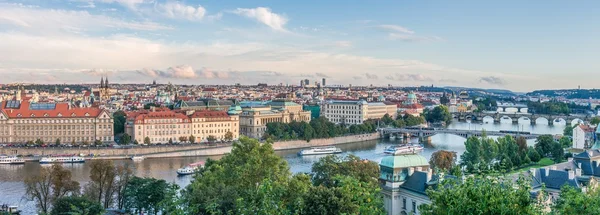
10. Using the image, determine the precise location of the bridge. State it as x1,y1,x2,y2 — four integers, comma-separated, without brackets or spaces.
379,127,542,140
453,112,589,125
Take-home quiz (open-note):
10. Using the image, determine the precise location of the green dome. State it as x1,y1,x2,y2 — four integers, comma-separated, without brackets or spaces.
227,105,242,115
380,154,428,169
407,93,417,100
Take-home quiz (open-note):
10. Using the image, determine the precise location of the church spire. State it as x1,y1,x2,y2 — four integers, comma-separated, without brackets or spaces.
100,77,104,88
104,77,109,88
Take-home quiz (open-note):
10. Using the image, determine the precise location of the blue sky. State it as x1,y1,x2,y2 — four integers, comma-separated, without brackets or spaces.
0,0,598,91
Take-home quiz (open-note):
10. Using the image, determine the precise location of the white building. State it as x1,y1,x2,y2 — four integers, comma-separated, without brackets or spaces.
573,124,594,149
321,100,397,125
380,154,433,215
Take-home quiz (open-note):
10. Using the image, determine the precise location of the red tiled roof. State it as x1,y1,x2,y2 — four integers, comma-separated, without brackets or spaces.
0,101,104,118
189,110,229,118
131,110,189,123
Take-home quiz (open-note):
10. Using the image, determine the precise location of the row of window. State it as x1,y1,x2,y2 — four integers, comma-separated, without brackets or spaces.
11,119,111,124
326,105,362,109
7,136,113,143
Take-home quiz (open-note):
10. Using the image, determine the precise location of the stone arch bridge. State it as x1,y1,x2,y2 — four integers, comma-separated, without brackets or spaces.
379,128,541,140
453,112,589,125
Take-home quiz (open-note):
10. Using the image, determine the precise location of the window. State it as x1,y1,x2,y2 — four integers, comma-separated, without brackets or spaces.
412,201,416,213
402,198,406,209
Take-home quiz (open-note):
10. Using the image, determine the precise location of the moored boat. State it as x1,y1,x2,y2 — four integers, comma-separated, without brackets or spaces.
298,146,342,156
39,156,85,164
384,144,424,155
0,156,25,164
177,161,205,176
130,156,145,161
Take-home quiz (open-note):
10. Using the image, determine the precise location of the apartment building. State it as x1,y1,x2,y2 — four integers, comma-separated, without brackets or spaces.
239,100,311,139
0,100,114,144
321,100,397,125
125,108,239,144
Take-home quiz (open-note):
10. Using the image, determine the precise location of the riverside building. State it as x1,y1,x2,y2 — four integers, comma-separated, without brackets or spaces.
238,99,311,139
321,100,397,125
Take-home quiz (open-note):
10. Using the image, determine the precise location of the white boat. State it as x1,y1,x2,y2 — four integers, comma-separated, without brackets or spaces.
177,161,205,176
0,156,25,164
298,146,342,156
39,156,85,164
130,156,145,161
384,144,424,155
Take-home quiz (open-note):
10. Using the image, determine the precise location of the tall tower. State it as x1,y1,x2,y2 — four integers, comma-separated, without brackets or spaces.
322,78,326,87
100,77,104,88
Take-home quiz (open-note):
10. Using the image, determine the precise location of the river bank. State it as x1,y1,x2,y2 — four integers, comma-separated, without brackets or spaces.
1,133,381,161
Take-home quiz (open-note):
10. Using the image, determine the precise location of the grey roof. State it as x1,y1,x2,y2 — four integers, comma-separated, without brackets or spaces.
400,171,432,195
530,168,580,190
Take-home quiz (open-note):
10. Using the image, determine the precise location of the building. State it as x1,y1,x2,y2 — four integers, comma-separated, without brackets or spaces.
98,77,112,101
239,100,311,139
573,124,595,149
0,100,114,144
173,99,234,111
321,100,397,125
125,108,239,144
397,92,424,117
379,154,434,215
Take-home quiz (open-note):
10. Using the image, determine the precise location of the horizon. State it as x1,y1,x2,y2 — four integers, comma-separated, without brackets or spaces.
1,1,599,91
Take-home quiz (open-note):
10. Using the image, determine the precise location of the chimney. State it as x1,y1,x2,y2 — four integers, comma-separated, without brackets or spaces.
578,162,582,169
416,166,422,172
568,170,575,180
550,166,557,171
544,167,550,177
427,168,433,181
575,168,582,177
530,168,536,177
408,167,415,176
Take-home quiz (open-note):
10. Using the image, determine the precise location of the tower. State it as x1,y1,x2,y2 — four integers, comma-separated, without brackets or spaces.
322,78,326,87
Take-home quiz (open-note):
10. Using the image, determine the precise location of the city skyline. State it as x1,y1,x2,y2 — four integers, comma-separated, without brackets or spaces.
1,0,599,91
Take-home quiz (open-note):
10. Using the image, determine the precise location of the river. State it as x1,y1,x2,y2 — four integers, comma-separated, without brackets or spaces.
0,121,565,214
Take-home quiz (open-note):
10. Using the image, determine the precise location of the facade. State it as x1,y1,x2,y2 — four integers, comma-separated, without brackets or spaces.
379,154,434,215
239,100,311,139
125,108,239,144
0,100,114,144
573,124,595,149
321,100,397,125
173,99,234,111
397,92,424,117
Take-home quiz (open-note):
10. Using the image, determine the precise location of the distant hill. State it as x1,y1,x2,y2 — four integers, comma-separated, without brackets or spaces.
443,86,516,97
527,89,600,99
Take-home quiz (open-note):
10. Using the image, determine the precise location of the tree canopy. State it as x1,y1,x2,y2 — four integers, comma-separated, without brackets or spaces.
424,105,453,125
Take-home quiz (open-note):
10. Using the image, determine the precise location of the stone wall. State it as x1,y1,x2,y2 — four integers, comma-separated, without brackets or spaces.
1,133,380,159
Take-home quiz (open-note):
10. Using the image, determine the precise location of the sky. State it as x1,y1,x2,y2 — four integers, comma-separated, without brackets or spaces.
0,0,599,91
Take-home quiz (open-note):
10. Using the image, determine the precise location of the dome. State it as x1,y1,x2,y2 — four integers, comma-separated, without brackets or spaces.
407,93,417,100
380,154,429,169
227,105,242,115
378,95,385,101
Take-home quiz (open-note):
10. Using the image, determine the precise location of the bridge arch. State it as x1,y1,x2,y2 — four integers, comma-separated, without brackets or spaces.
482,116,495,124
535,117,549,125
518,116,531,124
553,118,567,126
571,118,584,127
499,115,513,124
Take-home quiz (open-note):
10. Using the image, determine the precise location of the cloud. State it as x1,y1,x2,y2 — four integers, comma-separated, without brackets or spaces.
395,74,434,82
365,73,378,79
334,41,352,48
315,72,330,78
0,4,171,33
98,0,150,10
158,1,206,21
479,76,506,85
81,69,114,76
439,79,458,83
137,65,197,79
378,24,414,34
232,7,288,31
352,76,363,80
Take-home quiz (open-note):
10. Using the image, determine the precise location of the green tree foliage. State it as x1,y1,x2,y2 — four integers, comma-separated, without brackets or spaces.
265,117,380,142
120,133,131,145
473,97,497,112
189,135,195,144
429,150,457,172
310,155,379,187
168,138,173,144
551,141,565,163
207,135,217,142
55,138,61,146
35,138,44,146
124,177,179,214
381,114,395,126
559,136,572,148
143,137,151,145
462,135,542,173
590,117,600,126
403,114,426,127
51,196,104,215
535,135,555,157
85,160,117,208
24,164,80,214
113,110,126,135
224,131,234,141
528,146,542,163
553,186,600,214
424,105,452,125
303,176,384,215
419,175,543,215
527,101,570,115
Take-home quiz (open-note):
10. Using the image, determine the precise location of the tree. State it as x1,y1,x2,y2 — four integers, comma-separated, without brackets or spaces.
424,105,452,125
528,146,541,163
460,136,482,173
113,110,127,135
51,196,104,215
419,175,543,215
559,136,572,148
534,135,555,157
189,135,195,144
71,139,76,146
564,124,574,136
311,155,379,187
115,163,134,210
94,140,102,146
120,133,131,145
553,185,600,214
124,176,179,214
24,164,80,214
207,135,217,143
381,114,394,126
144,137,151,145
133,139,139,145
178,136,188,143
302,176,385,215
55,138,61,146
168,138,173,144
224,131,234,141
35,138,44,146
429,150,457,172
591,117,600,126
404,114,426,127
85,160,117,208
551,141,565,163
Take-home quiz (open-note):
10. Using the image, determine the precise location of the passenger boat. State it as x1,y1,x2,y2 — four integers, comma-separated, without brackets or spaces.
39,156,85,164
0,156,25,164
0,204,21,214
384,144,424,155
130,156,145,161
298,146,343,156
177,161,205,176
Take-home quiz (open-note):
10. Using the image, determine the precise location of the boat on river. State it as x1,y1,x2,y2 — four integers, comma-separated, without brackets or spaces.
298,146,342,156
384,144,424,155
130,156,145,161
0,156,25,164
177,161,205,176
39,156,85,164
